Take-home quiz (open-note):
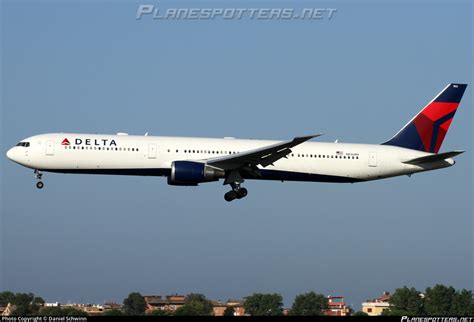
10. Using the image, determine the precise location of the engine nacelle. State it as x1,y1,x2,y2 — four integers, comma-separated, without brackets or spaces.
168,161,225,186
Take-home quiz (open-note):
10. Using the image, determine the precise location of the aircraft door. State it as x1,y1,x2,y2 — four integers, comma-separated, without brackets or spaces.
369,152,377,167
46,141,54,156
148,143,157,159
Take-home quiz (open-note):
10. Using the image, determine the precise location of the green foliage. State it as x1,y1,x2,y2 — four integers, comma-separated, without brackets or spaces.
290,291,328,316
424,284,457,316
387,285,473,316
382,307,409,316
389,286,424,316
103,309,124,316
149,309,169,316
123,292,147,316
40,306,88,316
243,293,283,316
223,306,235,316
10,293,44,316
451,289,474,316
353,311,369,316
0,291,15,307
173,293,213,316
424,285,474,316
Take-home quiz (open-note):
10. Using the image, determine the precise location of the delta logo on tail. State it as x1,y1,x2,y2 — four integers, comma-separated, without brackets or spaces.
383,83,467,153
61,138,70,146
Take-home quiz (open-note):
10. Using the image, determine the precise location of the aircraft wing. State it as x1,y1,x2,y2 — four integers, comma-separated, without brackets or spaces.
403,150,465,165
205,134,322,171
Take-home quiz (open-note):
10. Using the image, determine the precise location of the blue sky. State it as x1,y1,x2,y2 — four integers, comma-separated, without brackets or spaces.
1,0,472,310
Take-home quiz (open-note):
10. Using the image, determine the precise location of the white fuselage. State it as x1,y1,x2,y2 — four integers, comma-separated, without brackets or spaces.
6,133,454,183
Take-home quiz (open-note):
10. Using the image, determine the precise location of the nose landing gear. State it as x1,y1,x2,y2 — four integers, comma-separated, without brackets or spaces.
34,169,44,189
224,182,248,202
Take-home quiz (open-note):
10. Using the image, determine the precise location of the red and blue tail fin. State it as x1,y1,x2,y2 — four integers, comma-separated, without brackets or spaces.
382,83,467,153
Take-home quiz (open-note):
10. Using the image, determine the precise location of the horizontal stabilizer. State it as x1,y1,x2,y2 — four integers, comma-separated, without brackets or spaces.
403,150,465,165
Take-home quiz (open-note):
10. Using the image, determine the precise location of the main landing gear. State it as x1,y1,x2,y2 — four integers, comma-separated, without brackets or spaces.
34,169,44,189
224,182,248,202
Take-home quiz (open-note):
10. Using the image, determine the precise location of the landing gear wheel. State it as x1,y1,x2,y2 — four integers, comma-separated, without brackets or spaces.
36,181,44,189
236,188,248,199
224,190,238,202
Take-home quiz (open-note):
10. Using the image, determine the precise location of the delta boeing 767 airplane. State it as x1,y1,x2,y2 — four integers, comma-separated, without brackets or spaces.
6,83,467,201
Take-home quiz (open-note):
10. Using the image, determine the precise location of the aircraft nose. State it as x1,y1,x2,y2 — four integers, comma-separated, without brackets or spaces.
6,147,16,161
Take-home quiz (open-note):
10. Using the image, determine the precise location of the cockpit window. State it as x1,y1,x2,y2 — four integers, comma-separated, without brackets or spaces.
16,142,30,147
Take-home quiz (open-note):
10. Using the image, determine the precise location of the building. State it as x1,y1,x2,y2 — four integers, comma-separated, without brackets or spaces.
60,303,104,315
324,296,352,316
144,294,186,313
226,299,246,316
362,291,391,316
211,300,227,316
144,294,247,316
1,304,15,316
103,302,123,312
212,299,246,316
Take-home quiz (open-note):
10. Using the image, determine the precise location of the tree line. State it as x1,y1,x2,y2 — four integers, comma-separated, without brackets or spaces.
0,290,329,316
381,285,473,316
1,284,472,316
0,291,85,316
107,291,328,316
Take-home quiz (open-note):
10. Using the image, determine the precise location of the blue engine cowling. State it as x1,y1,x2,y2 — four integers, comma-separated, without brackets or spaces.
168,161,225,186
